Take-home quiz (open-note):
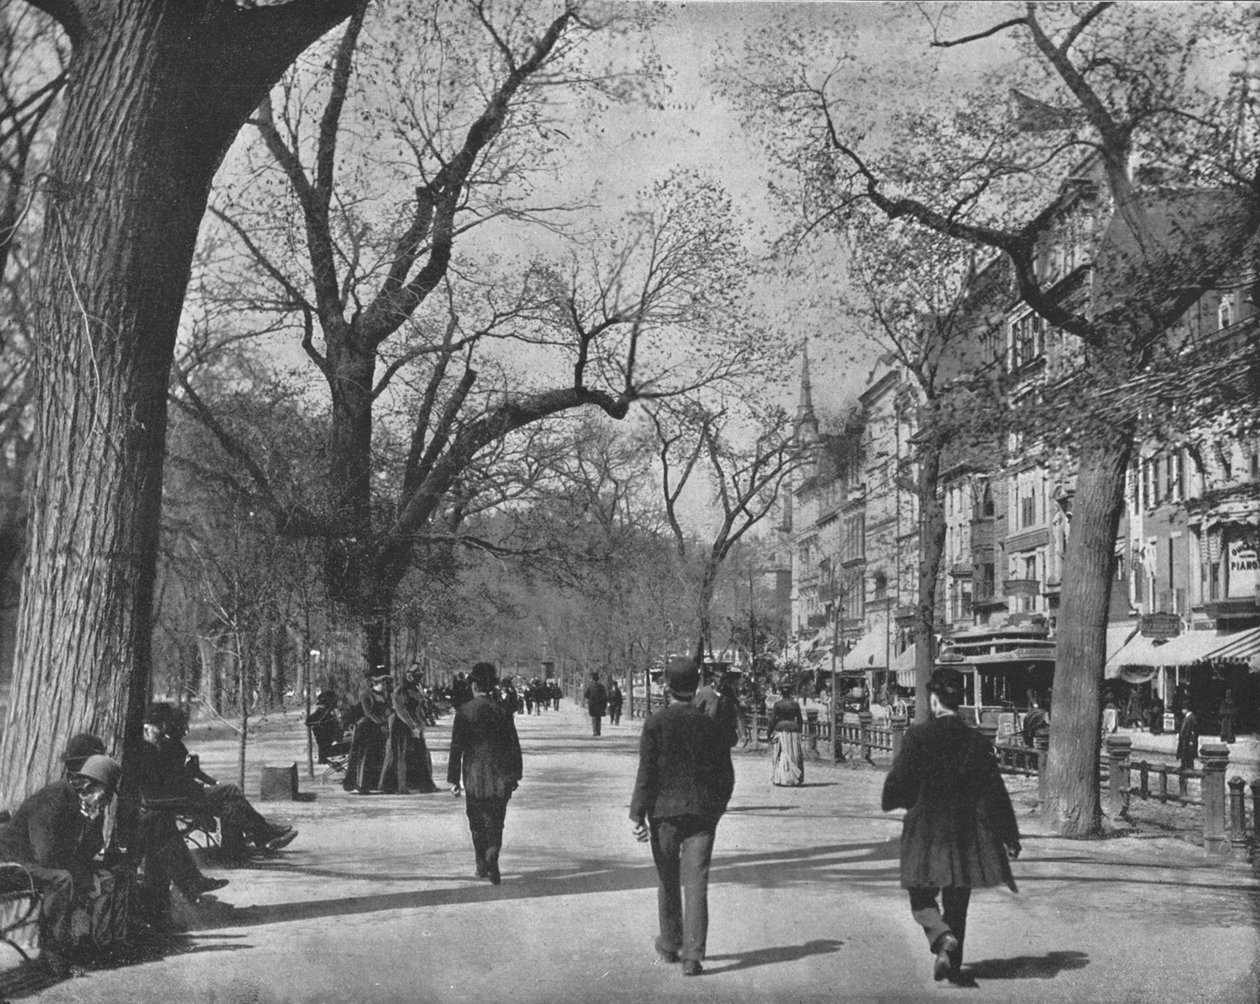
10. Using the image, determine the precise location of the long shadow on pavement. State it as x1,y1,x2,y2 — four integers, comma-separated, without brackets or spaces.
963,950,1089,981
195,838,903,931
703,938,845,974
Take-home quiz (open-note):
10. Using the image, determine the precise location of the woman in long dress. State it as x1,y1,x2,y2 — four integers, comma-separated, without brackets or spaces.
343,673,391,793
768,685,805,786
380,668,439,794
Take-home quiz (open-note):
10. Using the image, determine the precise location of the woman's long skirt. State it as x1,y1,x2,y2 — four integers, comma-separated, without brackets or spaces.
343,719,388,793
771,730,804,786
379,717,439,793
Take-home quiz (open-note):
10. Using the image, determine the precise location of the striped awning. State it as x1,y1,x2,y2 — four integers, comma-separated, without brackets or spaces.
1106,625,1260,675
1212,626,1260,670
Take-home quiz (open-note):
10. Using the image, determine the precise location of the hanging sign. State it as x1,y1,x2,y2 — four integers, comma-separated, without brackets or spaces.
1140,612,1182,640
1227,540,1259,599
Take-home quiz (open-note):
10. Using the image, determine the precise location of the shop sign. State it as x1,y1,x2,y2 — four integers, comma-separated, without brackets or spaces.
1140,612,1182,640
1227,540,1259,599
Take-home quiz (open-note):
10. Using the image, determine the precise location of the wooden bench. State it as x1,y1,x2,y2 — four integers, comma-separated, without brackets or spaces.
0,862,40,962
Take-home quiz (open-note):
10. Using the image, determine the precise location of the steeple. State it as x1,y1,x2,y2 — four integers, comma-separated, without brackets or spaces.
795,344,819,445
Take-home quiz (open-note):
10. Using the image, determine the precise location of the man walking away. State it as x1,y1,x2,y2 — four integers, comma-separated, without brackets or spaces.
448,662,523,885
608,682,624,726
630,656,735,977
583,671,608,736
882,667,1021,985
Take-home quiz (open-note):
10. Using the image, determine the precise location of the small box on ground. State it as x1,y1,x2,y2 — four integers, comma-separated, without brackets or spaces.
260,763,298,802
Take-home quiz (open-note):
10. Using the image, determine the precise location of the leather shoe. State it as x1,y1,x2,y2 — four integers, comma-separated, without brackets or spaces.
681,960,703,977
265,829,298,851
933,934,959,982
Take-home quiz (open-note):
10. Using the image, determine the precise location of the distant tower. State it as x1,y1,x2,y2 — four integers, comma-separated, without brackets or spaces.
794,344,820,447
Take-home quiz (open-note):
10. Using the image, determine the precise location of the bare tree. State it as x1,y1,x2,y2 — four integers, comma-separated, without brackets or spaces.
728,2,1260,835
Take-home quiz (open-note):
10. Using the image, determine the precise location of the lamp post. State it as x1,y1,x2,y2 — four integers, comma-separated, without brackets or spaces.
749,569,757,673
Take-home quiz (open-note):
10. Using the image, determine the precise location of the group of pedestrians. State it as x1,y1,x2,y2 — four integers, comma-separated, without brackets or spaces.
581,672,624,735
341,666,440,795
628,659,1020,985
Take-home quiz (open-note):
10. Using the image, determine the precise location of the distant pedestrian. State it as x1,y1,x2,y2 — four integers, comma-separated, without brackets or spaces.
551,680,562,711
1177,709,1200,771
608,682,624,725
584,671,608,736
767,686,804,786
447,662,523,885
1218,691,1237,744
630,655,734,977
695,664,740,749
882,667,1021,985
1148,696,1165,735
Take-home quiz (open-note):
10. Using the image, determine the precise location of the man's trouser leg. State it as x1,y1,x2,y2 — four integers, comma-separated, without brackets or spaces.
466,796,508,873
651,816,715,962
908,886,971,969
26,865,75,952
204,783,269,845
592,714,601,736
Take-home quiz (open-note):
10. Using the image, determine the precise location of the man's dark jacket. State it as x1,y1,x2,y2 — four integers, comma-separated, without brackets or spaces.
630,699,734,824
0,781,105,896
447,695,523,799
696,683,741,747
584,679,608,717
882,714,1019,891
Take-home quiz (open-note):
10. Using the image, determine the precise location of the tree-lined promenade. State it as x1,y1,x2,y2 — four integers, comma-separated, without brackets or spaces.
4,702,1256,1003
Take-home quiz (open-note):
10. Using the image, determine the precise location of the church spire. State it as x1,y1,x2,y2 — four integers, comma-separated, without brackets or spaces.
795,344,819,444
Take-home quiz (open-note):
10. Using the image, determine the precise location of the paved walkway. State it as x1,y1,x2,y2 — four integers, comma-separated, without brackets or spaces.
2,703,1257,1003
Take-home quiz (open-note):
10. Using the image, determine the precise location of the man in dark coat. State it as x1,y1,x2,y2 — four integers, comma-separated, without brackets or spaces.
1177,708,1201,771
882,667,1021,984
447,661,523,885
695,664,740,748
607,682,624,726
136,703,295,856
630,656,735,978
583,671,609,736
0,755,122,976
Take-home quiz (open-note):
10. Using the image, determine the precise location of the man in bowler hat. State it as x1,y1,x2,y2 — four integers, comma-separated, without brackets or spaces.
448,661,523,884
882,667,1021,984
630,655,735,977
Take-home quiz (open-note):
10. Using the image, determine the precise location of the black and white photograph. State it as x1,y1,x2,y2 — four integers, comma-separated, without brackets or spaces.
0,1,1257,1001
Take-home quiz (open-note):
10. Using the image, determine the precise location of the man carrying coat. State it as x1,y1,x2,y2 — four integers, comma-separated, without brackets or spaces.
448,661,523,885
882,667,1021,984
630,655,735,977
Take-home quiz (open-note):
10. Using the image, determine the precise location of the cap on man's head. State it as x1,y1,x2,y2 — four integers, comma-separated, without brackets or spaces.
62,733,106,765
73,754,122,792
144,702,179,727
927,667,966,698
470,661,497,691
665,655,699,696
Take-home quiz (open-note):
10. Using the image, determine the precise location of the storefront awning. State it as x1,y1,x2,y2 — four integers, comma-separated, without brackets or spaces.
841,616,889,671
893,644,917,688
1106,626,1258,675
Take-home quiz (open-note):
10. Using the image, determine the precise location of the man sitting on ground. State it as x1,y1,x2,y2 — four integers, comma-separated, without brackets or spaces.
134,703,297,857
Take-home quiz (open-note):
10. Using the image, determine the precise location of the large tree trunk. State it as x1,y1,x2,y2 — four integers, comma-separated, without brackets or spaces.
914,442,945,725
0,2,355,806
1042,424,1133,836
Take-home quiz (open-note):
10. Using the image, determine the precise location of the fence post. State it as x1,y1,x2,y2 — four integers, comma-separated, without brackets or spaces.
1200,742,1230,857
1250,779,1260,873
1035,735,1049,807
858,710,873,762
1105,734,1132,821
890,716,908,760
1228,775,1248,859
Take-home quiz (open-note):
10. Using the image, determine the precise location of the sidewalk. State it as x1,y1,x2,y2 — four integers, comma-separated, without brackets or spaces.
1117,726,1260,773
2,703,1257,1003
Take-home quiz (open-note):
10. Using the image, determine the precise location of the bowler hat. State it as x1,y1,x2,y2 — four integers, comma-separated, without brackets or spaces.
61,733,106,765
665,655,699,695
470,661,498,691
927,667,966,697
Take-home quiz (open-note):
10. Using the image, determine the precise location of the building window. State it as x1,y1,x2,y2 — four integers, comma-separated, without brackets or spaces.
1010,312,1045,370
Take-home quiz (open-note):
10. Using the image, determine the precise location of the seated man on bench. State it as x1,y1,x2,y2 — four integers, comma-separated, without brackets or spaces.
0,755,123,977
62,733,227,930
306,690,350,765
135,704,297,858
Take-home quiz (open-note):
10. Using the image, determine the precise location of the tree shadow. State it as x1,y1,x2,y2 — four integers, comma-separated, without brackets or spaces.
704,938,845,974
963,950,1090,981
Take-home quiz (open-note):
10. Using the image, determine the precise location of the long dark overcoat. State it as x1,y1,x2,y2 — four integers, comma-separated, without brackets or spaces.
881,714,1020,892
446,696,523,799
